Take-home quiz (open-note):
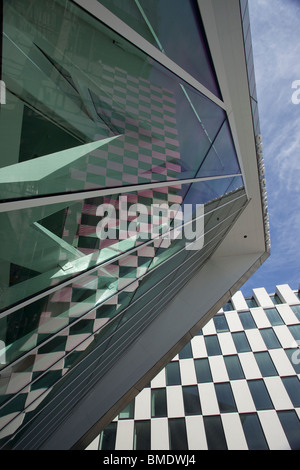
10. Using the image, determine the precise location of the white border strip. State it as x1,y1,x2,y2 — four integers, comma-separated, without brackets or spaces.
0,173,242,212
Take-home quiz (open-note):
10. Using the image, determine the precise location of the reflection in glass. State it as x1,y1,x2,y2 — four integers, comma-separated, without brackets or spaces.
288,324,300,341
99,422,117,450
239,311,256,330
134,420,151,450
254,352,278,377
119,400,135,419
204,335,222,356
213,314,229,333
222,300,234,312
194,358,212,383
282,376,300,407
97,0,221,97
0,0,249,448
224,355,245,380
245,297,258,308
0,179,246,314
179,342,193,359
291,305,300,321
285,349,300,374
264,308,284,326
240,413,268,450
203,415,227,450
165,361,181,386
215,382,237,413
168,418,188,450
278,411,300,450
1,0,234,201
151,388,167,418
232,331,251,353
182,385,201,415
260,328,281,349
247,380,273,410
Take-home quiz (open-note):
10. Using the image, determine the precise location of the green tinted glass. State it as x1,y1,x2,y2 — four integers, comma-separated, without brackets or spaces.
1,0,237,201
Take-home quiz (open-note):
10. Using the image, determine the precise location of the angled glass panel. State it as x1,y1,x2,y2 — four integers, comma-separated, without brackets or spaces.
99,422,117,450
203,416,227,450
278,411,300,450
0,195,247,422
245,297,258,308
194,358,212,383
97,0,221,98
119,400,135,419
0,180,247,313
215,382,237,413
285,349,300,374
264,308,284,326
222,300,234,312
165,361,181,386
168,418,188,451
269,294,282,305
260,328,281,349
1,0,232,201
291,305,300,321
247,379,273,410
281,376,300,407
0,220,238,446
0,232,241,446
213,314,229,333
288,324,300,341
224,355,245,380
239,311,257,330
240,413,268,450
0,246,155,368
232,331,251,353
179,342,193,359
151,388,167,418
182,385,201,416
134,420,151,450
204,335,222,356
254,352,278,377
196,120,241,178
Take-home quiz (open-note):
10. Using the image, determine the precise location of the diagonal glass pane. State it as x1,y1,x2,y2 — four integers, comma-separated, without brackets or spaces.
0,177,246,312
196,120,242,178
98,0,222,98
1,0,230,200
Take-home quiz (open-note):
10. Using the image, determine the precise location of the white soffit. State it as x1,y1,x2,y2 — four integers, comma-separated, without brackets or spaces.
198,0,266,257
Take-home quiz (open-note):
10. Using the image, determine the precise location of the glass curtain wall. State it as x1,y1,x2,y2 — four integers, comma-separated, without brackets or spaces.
0,0,247,448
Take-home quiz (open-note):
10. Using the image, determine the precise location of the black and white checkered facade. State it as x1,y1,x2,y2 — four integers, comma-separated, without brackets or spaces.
87,284,300,450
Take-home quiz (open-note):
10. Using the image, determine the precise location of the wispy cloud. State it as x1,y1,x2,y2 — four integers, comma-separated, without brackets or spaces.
242,0,300,295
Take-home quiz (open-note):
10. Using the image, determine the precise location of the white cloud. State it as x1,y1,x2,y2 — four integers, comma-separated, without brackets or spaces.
242,0,300,294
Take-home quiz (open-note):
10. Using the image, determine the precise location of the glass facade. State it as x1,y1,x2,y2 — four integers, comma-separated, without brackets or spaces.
0,0,249,449
96,0,222,98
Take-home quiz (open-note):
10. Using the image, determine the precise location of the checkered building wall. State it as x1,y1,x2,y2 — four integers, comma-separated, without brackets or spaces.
87,284,300,451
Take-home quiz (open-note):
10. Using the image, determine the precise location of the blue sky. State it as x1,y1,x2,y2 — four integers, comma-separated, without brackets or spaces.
241,0,300,297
